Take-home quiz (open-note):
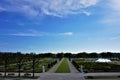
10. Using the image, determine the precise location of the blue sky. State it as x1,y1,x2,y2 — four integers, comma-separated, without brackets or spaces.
0,0,120,53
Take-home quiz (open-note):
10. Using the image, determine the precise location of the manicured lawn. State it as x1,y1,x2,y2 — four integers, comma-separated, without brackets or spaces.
56,58,70,73
84,76,120,79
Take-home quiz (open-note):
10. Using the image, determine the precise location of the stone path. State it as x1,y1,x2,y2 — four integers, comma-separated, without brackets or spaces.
38,73,85,80
37,58,85,80
47,59,63,73
67,59,79,73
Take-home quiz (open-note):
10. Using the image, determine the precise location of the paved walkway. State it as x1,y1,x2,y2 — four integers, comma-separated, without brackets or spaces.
38,73,85,80
67,59,79,73
47,58,79,73
37,58,85,80
47,59,63,73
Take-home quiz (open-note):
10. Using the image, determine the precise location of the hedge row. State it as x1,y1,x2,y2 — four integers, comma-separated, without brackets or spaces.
72,60,120,72
72,61,80,72
47,60,57,69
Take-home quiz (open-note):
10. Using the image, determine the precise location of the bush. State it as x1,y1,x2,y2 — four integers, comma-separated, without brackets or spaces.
118,75,120,78
84,69,89,73
87,76,94,79
73,61,120,72
0,73,2,76
72,61,80,72
8,73,15,76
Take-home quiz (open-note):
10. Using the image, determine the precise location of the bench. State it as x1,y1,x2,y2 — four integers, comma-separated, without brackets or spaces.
8,73,15,76
24,73,31,76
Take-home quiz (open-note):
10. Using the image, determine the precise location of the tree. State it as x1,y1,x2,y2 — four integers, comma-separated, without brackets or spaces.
17,53,23,77
106,52,113,58
77,52,88,58
4,53,8,77
64,53,72,58
56,53,64,58
64,53,72,61
100,52,107,58
89,52,98,58
31,53,36,77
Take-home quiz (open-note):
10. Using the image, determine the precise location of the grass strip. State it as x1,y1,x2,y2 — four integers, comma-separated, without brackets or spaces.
84,76,120,79
56,58,70,73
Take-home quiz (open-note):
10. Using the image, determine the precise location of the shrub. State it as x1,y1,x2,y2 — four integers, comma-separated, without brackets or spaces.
8,73,15,76
84,69,89,73
118,75,120,78
87,76,94,79
0,73,2,76
72,61,80,72
73,61,120,72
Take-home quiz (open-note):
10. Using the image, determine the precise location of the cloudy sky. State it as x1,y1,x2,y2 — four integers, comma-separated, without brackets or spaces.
0,0,120,53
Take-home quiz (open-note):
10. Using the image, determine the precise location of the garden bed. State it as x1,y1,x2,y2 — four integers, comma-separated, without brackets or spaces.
72,60,120,72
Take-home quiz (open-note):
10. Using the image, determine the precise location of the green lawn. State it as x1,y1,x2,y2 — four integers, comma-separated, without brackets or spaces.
56,58,70,73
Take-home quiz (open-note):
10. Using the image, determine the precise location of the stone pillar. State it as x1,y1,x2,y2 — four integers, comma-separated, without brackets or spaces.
57,58,59,62
71,58,73,62
80,65,83,73
42,65,45,73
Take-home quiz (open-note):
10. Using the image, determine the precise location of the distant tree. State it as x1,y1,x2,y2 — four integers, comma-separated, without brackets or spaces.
4,53,8,77
64,53,72,58
71,54,77,58
64,53,72,61
106,52,113,58
56,53,64,58
89,52,98,58
115,53,120,60
16,52,23,77
44,53,53,58
100,52,107,58
77,52,88,58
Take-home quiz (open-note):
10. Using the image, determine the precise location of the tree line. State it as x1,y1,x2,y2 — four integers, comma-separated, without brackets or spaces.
0,52,120,59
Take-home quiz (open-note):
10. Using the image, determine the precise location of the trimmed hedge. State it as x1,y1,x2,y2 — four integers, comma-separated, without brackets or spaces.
72,61,80,72
73,60,120,72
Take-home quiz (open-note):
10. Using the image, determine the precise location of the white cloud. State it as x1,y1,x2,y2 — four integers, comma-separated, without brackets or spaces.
101,0,120,24
59,32,73,36
108,0,120,12
82,11,91,16
101,16,120,24
0,7,6,11
11,33,39,37
0,0,99,17
9,30,73,37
